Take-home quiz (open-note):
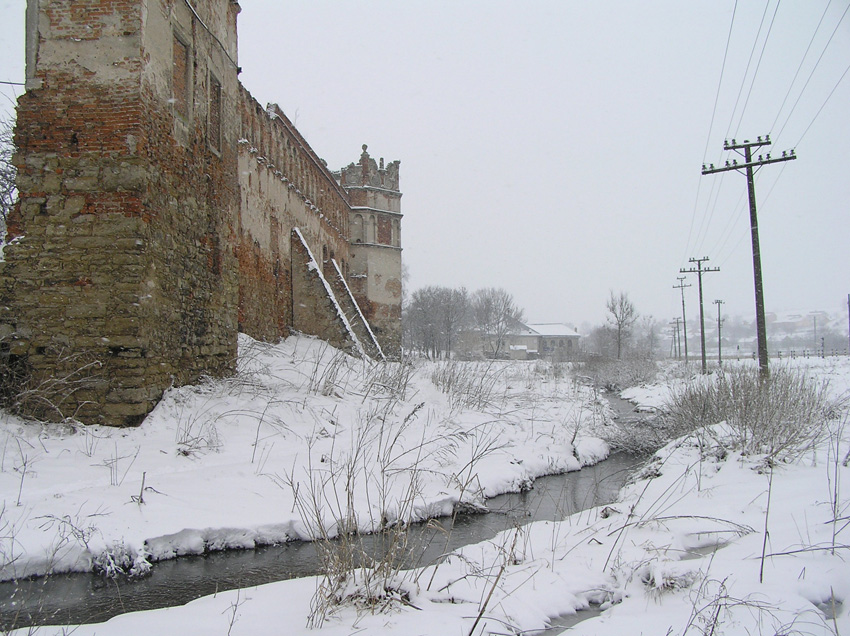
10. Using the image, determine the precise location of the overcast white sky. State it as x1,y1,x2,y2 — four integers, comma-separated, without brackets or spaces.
1,1,848,327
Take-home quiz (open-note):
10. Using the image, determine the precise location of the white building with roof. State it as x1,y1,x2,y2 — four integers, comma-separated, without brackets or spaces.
507,322,581,360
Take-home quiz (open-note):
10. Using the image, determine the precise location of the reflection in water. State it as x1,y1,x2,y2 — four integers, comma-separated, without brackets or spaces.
0,453,643,629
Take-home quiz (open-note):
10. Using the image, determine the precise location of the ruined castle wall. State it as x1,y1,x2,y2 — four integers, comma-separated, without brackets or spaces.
1,0,395,425
290,229,358,354
236,89,352,342
1,0,150,424
0,0,241,425
136,0,241,392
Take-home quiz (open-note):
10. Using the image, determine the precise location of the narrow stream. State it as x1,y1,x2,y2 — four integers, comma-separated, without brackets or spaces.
0,396,648,631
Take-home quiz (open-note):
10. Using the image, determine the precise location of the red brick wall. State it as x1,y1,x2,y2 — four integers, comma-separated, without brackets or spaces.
236,88,353,343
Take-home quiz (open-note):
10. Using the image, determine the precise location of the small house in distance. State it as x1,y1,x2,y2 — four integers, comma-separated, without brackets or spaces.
508,323,580,361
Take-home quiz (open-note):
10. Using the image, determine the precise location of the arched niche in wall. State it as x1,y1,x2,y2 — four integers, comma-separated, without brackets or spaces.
352,214,364,243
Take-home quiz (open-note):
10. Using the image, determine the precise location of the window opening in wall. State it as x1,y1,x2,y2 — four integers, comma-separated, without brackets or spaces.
209,73,222,152
172,34,191,119
353,214,364,243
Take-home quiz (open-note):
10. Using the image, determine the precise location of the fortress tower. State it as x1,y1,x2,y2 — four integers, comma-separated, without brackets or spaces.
337,146,403,355
1,0,243,426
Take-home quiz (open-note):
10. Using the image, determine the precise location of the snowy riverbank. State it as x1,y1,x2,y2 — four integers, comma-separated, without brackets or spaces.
4,343,850,635
0,335,608,583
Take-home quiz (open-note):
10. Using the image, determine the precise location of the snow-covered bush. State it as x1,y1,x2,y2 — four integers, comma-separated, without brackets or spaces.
93,542,151,578
576,356,658,392
661,365,840,460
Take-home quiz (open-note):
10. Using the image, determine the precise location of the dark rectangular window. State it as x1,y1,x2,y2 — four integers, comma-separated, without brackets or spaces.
172,35,190,118
209,74,222,151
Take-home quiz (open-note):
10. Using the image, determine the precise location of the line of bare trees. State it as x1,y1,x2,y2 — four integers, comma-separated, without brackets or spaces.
403,286,525,359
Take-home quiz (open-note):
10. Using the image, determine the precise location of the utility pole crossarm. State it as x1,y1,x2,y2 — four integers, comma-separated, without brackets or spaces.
702,135,796,175
702,152,796,175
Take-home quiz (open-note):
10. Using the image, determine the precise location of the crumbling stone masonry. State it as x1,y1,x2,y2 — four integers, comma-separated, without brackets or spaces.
0,0,402,426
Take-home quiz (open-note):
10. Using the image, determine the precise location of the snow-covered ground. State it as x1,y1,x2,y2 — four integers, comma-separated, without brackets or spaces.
3,343,850,636
0,335,607,582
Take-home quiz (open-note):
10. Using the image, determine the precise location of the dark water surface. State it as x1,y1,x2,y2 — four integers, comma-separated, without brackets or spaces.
0,430,645,630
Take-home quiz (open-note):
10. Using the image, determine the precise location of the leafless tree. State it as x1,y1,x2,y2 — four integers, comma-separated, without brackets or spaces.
405,286,440,358
0,115,16,238
635,315,662,360
605,290,638,360
471,287,525,358
438,286,469,357
404,285,470,359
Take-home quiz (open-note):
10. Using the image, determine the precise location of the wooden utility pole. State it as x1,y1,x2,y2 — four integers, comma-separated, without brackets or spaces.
702,135,796,377
671,317,682,359
680,257,719,373
673,277,691,364
714,299,725,365
847,294,849,355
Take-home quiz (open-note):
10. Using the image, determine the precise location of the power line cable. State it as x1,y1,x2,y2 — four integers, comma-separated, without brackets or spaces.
711,190,748,264
694,170,729,256
769,0,833,134
733,0,782,137
714,56,847,268
723,0,773,142
702,0,739,165
773,1,850,143
691,1,769,267
684,1,738,266
795,58,850,146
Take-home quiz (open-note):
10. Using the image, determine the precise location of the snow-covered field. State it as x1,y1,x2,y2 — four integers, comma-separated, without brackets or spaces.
3,341,850,635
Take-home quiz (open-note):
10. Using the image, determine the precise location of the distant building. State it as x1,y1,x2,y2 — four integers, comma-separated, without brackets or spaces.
508,323,580,360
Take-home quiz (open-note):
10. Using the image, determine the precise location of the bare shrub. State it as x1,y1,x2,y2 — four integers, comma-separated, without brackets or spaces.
595,415,675,455
0,343,104,423
664,366,839,459
360,356,417,401
577,355,658,392
430,360,504,411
